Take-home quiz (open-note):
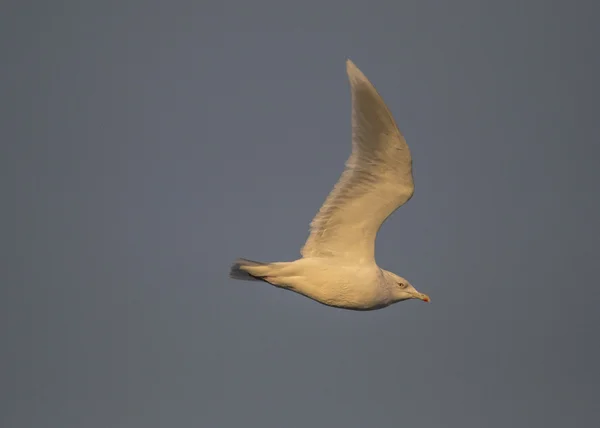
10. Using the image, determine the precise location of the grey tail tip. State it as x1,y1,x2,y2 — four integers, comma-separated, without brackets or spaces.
229,258,267,282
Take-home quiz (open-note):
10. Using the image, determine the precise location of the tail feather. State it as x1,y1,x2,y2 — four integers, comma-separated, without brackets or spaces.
229,258,269,282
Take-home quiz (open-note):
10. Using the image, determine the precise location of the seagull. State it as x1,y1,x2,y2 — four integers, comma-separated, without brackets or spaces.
229,59,430,311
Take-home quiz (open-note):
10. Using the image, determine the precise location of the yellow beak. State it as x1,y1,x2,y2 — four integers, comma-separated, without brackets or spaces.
417,293,430,303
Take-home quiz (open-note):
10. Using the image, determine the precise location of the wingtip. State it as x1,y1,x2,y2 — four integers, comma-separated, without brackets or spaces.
345,57,357,73
345,58,368,83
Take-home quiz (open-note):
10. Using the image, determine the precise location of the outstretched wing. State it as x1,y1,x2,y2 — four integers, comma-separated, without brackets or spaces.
300,60,414,263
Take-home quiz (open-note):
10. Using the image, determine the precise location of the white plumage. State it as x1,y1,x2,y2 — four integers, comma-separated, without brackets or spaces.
230,59,430,310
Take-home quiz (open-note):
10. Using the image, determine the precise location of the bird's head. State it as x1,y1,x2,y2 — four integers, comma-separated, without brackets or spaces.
384,271,430,304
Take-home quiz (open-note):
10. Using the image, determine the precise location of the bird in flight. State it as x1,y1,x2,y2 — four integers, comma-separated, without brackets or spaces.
230,59,430,311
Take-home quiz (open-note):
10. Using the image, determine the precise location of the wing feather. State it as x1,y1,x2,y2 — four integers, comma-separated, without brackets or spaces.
300,60,414,262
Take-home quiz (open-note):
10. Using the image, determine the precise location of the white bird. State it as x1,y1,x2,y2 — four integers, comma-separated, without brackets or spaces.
230,59,430,310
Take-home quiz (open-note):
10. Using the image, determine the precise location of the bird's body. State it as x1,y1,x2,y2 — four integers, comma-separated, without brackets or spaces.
232,257,394,310
229,59,430,310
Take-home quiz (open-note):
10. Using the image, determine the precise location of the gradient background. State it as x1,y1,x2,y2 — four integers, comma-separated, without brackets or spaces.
3,1,600,427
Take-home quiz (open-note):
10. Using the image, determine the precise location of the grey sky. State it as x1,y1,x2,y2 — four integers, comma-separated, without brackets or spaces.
3,0,599,427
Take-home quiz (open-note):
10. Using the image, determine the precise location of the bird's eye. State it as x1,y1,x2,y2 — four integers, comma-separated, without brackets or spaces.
398,282,407,288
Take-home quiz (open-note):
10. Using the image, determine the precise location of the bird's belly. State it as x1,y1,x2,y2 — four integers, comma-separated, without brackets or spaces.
288,273,390,310
300,286,390,310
